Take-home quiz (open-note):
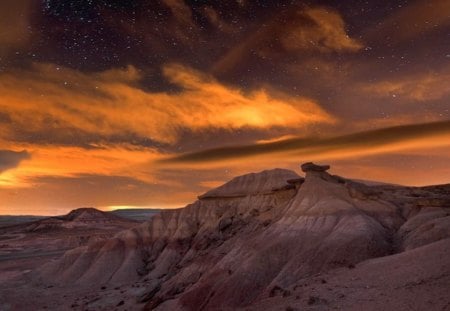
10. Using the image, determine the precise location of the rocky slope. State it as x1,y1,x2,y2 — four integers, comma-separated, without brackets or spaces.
110,209,161,222
35,163,450,310
0,215,46,228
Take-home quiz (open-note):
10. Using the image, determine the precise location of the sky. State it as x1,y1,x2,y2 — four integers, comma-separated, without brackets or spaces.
0,0,449,215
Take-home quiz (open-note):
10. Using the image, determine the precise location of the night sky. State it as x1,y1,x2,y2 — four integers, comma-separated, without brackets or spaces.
1,0,449,215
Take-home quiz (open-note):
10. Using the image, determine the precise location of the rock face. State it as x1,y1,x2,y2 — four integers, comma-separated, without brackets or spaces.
62,207,120,222
39,163,450,311
198,168,299,199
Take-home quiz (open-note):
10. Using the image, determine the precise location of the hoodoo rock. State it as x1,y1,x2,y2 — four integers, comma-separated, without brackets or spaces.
36,163,450,311
300,162,330,172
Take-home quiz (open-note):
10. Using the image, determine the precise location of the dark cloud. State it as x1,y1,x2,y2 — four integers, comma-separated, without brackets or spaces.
0,0,32,57
163,120,450,163
213,5,362,76
365,0,450,43
0,150,30,173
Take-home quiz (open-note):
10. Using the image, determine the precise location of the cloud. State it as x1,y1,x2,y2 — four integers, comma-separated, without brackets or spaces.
161,0,199,44
0,155,241,215
0,150,30,173
162,120,450,164
0,143,164,189
0,142,226,214
361,69,450,101
0,62,334,145
163,0,193,27
0,174,185,215
202,6,235,33
367,0,450,42
281,54,450,125
330,148,450,186
282,7,363,53
213,6,362,74
0,0,32,57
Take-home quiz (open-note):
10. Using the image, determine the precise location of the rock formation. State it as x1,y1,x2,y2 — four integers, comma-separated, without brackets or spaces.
300,162,330,172
37,163,450,310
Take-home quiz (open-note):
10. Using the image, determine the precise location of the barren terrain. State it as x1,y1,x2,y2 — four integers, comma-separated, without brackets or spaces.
0,163,449,311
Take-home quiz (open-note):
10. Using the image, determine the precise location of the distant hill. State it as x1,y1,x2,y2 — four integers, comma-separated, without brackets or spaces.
109,208,161,222
0,215,46,228
0,207,140,260
0,208,161,228
0,207,138,233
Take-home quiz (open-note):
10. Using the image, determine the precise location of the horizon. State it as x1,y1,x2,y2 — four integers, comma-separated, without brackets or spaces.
0,205,170,217
2,163,449,216
1,0,449,215
0,205,167,217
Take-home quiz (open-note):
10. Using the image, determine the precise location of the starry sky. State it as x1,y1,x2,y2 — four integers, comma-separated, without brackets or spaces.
0,0,449,215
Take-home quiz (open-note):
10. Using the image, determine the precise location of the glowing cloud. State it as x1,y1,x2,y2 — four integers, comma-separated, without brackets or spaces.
0,143,161,189
283,7,363,53
0,63,334,145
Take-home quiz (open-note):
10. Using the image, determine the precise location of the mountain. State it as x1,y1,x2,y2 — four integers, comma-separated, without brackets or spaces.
33,162,450,310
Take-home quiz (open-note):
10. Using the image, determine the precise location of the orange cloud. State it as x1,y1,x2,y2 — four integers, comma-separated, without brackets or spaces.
0,63,334,145
0,61,335,213
362,69,450,101
282,7,363,53
256,135,299,144
161,121,450,167
213,6,362,74
0,143,162,189
356,113,447,130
